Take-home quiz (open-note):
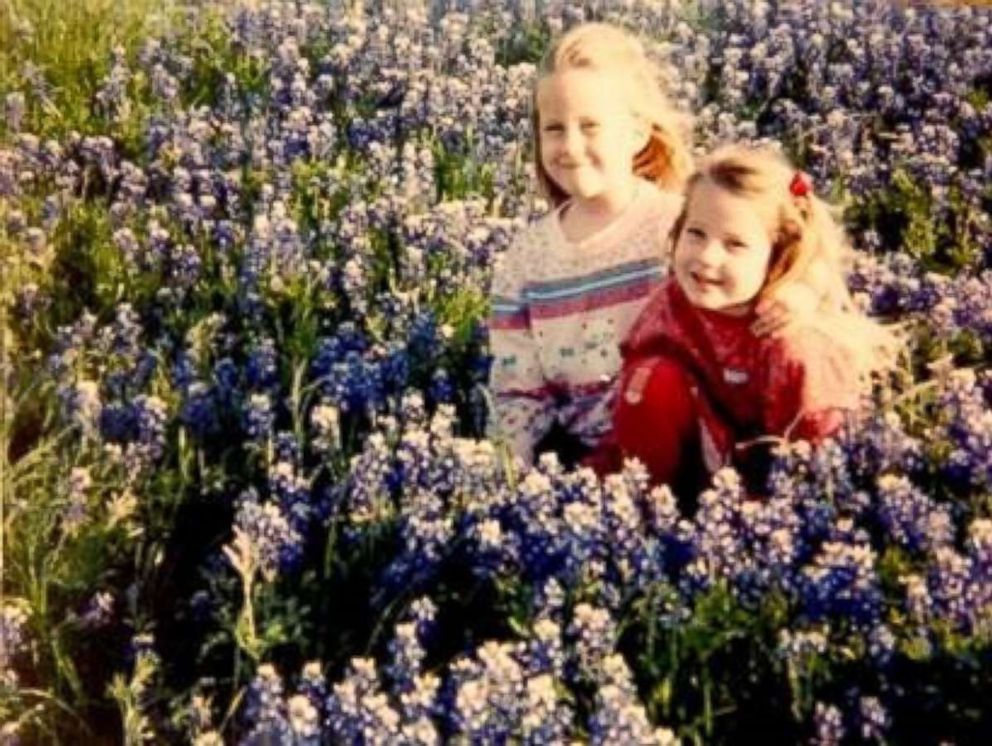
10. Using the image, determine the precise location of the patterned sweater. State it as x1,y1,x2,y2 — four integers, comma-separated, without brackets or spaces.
487,183,684,463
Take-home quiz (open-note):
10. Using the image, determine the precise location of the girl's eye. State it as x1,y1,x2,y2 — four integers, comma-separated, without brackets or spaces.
543,124,564,133
581,121,599,131
686,227,705,240
727,240,746,251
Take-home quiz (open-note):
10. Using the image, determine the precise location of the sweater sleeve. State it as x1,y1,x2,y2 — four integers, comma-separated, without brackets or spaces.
763,329,861,443
486,236,555,464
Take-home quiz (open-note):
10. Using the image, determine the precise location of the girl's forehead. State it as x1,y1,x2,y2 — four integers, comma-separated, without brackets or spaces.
685,179,771,231
536,68,630,109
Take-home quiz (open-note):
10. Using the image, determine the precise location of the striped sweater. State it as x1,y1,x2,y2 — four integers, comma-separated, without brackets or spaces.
487,183,684,464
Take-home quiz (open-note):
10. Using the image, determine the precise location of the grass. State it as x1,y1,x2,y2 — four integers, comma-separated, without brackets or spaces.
0,0,186,137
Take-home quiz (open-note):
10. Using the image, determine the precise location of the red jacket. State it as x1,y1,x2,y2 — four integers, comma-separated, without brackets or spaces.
594,279,862,483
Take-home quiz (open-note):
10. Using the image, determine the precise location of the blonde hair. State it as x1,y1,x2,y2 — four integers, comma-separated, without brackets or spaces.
671,143,903,380
532,23,692,206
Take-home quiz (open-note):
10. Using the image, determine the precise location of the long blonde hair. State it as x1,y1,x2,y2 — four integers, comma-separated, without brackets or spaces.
532,23,692,206
671,143,903,379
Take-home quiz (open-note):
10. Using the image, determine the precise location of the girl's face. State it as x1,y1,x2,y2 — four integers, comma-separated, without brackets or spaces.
673,179,773,315
536,69,645,205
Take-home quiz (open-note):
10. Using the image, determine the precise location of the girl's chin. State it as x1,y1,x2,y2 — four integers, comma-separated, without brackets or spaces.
684,288,754,316
712,301,754,317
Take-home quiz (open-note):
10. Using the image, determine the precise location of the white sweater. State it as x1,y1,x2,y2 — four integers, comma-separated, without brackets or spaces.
487,183,684,463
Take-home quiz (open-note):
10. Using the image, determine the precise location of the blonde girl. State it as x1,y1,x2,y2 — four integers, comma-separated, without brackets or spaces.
488,24,819,468
602,143,901,491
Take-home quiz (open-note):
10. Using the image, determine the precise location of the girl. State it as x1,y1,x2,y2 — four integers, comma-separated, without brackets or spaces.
603,144,901,494
488,23,820,468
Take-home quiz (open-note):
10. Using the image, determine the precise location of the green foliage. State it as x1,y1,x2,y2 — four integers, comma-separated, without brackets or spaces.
493,20,550,67
629,582,796,743
0,0,180,138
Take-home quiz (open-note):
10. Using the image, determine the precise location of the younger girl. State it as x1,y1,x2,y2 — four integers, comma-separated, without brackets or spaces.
488,23,820,467
604,144,901,493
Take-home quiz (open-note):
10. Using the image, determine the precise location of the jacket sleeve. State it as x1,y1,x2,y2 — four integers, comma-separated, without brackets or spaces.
763,329,861,442
486,237,555,465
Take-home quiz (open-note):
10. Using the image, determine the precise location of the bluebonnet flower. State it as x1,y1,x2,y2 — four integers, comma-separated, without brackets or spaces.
296,661,327,724
180,382,218,438
599,471,655,589
281,694,320,744
428,368,454,405
858,695,890,742
386,621,427,697
522,616,565,680
245,393,274,443
268,458,311,533
132,394,168,463
777,626,829,670
875,474,953,554
241,664,290,744
382,482,454,594
966,518,992,619
902,572,934,627
398,391,427,428
1,602,30,689
683,468,755,598
813,701,845,746
169,243,202,288
934,367,992,491
246,338,279,391
569,603,616,682
447,640,526,741
233,490,303,580
213,357,239,404
588,654,677,746
515,672,570,745
94,45,132,123
801,537,882,629
62,466,93,535
325,658,402,743
99,400,137,444
470,516,514,580
866,623,897,667
839,408,924,480
928,546,975,632
308,401,340,455
344,432,396,528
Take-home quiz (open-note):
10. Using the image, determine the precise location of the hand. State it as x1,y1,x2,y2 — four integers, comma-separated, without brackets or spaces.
751,282,818,337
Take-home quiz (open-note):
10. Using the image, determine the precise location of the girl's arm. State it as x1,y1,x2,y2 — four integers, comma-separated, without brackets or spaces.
487,247,556,466
751,256,838,337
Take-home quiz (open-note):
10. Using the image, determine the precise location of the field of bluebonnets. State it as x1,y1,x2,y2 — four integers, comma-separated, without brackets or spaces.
3,0,992,743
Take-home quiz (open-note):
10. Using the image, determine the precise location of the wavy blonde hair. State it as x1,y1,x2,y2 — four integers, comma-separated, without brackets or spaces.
532,23,692,206
670,143,903,379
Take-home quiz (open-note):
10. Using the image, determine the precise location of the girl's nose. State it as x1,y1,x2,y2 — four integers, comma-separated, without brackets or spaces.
561,127,582,155
695,238,722,266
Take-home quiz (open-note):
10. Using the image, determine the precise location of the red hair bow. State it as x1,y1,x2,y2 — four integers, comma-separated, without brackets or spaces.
789,171,813,197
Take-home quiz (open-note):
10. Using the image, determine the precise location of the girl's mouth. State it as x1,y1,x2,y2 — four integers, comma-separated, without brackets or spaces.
691,271,722,288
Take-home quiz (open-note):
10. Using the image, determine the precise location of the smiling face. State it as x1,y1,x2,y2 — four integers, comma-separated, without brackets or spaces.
673,178,774,315
536,69,646,207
